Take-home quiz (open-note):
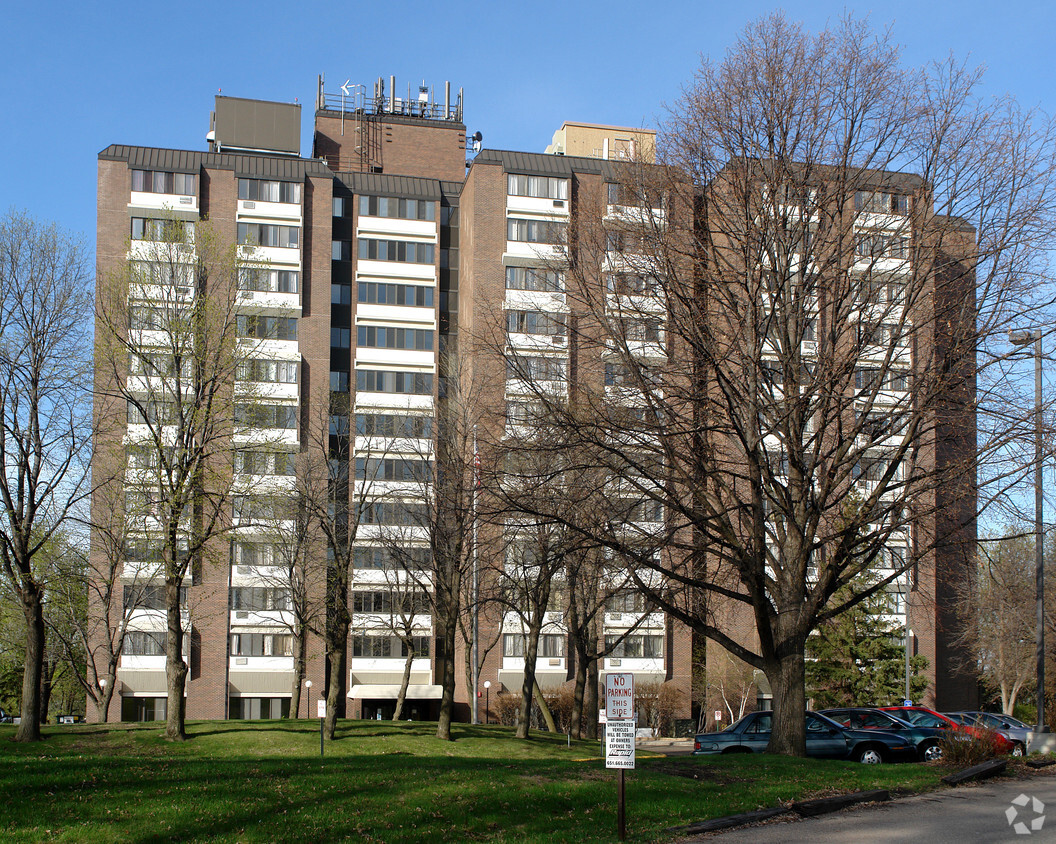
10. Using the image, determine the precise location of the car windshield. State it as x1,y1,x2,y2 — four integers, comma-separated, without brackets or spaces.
901,709,946,728
1002,715,1031,729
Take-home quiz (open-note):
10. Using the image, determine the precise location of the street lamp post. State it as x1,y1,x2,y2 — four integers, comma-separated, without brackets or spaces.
305,679,312,721
483,680,491,725
1009,328,1048,733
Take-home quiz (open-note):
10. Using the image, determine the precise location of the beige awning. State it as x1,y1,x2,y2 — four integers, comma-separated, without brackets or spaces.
228,671,295,695
118,670,168,694
348,684,443,700
497,670,569,692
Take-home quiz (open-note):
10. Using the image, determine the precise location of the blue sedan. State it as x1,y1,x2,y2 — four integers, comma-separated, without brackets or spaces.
693,711,917,763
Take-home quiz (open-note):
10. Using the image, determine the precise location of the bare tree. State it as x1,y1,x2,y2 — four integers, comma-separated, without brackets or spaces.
957,531,1039,715
492,14,1056,756
0,210,93,742
95,216,262,740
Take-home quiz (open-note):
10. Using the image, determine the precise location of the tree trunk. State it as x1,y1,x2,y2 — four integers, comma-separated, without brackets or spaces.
324,640,345,739
436,607,458,741
765,648,807,756
393,647,414,721
570,649,587,740
164,587,188,741
517,616,545,739
584,661,599,740
290,624,305,718
15,585,45,741
532,678,557,732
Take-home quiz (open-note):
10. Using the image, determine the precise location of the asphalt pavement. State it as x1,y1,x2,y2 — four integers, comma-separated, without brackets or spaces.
681,768,1056,843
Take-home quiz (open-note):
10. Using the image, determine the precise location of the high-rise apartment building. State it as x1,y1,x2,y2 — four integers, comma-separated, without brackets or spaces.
90,78,976,725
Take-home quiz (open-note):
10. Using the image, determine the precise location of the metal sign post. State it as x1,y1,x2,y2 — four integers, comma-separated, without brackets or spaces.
605,673,635,841
317,699,326,757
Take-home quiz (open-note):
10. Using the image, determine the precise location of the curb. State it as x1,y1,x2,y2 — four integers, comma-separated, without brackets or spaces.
670,807,793,835
792,789,890,817
941,759,1007,785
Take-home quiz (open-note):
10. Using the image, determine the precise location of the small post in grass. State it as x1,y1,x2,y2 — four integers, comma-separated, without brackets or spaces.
317,698,326,757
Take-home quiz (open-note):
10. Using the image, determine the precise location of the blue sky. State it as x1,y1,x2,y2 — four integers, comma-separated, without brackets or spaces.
2,0,1054,249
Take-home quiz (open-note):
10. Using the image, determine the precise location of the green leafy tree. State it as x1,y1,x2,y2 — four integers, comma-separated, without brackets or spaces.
806,581,928,708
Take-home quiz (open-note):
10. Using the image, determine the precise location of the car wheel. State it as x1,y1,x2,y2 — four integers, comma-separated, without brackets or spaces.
857,746,884,764
920,742,943,762
1012,742,1026,757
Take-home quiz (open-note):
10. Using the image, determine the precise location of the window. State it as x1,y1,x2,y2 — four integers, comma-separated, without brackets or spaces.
123,631,166,656
238,179,302,204
618,498,663,523
230,632,293,657
129,303,189,331
605,634,663,658
859,275,906,306
355,370,433,395
233,541,284,567
506,310,567,336
357,238,435,264
353,546,431,570
606,272,661,296
230,587,292,611
236,315,298,341
855,368,910,392
606,182,664,209
127,399,178,426
239,268,299,293
507,218,566,245
229,697,290,719
131,218,194,243
332,284,352,306
507,174,568,200
855,191,910,215
608,363,654,388
234,403,298,430
358,282,434,307
355,413,432,438
855,232,908,259
505,400,543,426
358,195,436,221
234,450,296,476
330,371,349,392
123,584,187,610
132,170,197,195
333,197,346,217
360,501,428,525
502,634,565,657
505,266,564,292
606,591,645,614
506,356,567,384
617,318,663,343
606,230,648,253
331,327,350,348
354,457,432,482
232,496,293,522
352,589,430,614
237,223,299,248
356,326,434,351
236,360,298,383
350,634,431,658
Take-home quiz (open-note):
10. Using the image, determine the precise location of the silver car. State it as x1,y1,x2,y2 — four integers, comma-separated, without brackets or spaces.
947,711,1033,756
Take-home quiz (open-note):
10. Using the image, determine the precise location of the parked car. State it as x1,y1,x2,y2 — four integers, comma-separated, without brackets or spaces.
946,711,1032,756
879,705,1015,754
693,710,916,763
0,708,10,724
821,707,945,762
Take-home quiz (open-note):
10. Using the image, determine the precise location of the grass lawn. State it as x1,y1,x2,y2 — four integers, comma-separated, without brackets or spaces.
0,719,951,842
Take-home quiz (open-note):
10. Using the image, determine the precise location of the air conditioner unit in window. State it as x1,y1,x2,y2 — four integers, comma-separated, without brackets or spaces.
610,612,622,620
552,335,566,345
179,196,193,205
610,658,622,666
243,201,256,209
548,658,560,666
236,566,252,574
235,657,248,665
553,200,565,208
235,611,249,619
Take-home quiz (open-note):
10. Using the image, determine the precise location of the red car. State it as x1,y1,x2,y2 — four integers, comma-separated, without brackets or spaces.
879,706,1014,754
